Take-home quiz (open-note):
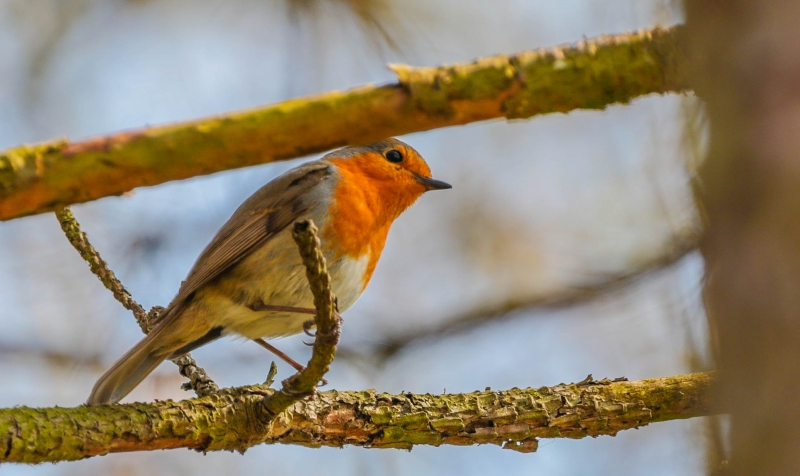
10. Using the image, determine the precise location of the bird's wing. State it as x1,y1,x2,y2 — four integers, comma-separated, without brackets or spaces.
161,161,334,320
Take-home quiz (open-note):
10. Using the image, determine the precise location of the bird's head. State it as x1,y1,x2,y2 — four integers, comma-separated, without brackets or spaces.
324,138,451,219
322,138,451,280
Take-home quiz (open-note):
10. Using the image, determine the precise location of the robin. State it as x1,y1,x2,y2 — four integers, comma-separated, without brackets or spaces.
87,138,451,405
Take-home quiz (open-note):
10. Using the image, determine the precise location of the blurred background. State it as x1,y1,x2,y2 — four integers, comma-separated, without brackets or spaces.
0,0,709,474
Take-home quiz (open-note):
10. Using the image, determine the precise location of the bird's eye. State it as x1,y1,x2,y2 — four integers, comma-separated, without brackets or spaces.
385,149,403,163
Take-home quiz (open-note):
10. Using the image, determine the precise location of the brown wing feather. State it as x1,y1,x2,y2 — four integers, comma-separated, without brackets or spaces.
161,161,334,320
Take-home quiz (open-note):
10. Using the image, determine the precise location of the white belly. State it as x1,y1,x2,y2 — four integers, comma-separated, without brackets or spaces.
191,225,369,340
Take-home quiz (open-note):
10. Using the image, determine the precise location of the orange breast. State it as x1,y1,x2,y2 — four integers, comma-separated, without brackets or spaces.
324,161,392,290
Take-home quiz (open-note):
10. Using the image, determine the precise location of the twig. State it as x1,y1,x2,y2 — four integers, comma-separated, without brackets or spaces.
261,219,340,416
55,206,149,332
54,207,218,397
363,225,701,360
174,355,218,397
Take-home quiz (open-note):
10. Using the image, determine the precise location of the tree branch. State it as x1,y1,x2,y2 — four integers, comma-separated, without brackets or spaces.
0,26,688,221
0,372,714,463
55,206,149,331
54,207,218,398
261,219,340,415
364,225,700,359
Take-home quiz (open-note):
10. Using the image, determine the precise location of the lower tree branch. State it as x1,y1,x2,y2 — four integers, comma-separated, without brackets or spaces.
0,372,714,463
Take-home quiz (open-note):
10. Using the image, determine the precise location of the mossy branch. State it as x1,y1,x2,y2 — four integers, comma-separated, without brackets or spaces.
0,26,688,221
0,372,714,463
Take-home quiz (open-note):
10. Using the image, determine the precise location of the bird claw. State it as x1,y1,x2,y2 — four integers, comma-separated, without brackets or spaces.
280,386,317,398
303,319,316,337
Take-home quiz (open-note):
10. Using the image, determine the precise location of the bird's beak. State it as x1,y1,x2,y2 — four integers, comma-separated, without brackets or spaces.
414,174,452,191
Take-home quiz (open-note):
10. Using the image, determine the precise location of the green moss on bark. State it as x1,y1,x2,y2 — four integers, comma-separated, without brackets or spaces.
1,372,714,464
0,26,688,221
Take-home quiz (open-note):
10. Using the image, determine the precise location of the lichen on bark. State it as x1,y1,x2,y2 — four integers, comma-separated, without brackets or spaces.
0,372,714,464
0,26,688,222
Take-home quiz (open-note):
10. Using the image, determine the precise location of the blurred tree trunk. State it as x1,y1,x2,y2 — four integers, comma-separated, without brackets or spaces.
685,1,800,474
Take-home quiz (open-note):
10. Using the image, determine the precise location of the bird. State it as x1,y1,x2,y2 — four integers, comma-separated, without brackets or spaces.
87,138,451,405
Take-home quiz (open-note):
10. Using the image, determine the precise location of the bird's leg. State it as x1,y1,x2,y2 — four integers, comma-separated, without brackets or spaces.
247,302,317,315
253,338,328,386
247,301,321,335
253,338,305,372
249,300,341,374
248,301,343,333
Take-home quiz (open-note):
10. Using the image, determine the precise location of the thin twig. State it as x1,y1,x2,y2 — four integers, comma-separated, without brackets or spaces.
261,219,340,416
264,361,278,387
55,206,149,332
362,225,702,360
54,207,218,397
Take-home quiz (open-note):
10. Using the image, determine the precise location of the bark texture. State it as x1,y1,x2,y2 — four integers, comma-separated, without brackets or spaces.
0,372,714,464
0,26,688,221
685,1,800,474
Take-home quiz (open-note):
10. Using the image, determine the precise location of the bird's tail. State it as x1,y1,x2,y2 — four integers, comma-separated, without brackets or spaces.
87,309,208,406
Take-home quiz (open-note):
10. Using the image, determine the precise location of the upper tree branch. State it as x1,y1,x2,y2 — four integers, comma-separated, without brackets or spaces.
0,372,714,463
0,26,688,221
